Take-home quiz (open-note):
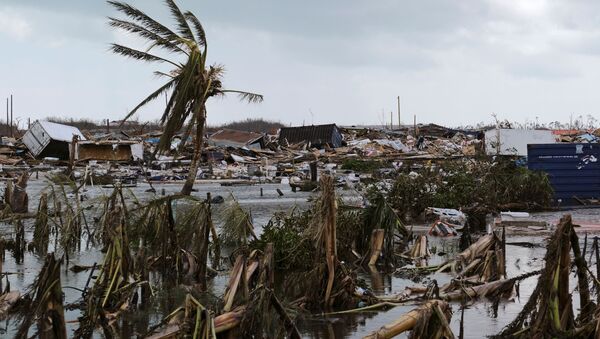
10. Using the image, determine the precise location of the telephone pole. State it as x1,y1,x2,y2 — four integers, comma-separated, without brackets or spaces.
397,96,401,129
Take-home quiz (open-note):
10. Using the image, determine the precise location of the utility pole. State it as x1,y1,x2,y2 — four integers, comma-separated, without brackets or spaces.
5,98,8,135
10,95,13,138
390,111,393,130
397,96,401,129
413,114,417,137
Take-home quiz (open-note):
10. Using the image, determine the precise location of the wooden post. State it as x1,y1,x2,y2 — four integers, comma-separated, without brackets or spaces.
68,135,79,177
310,162,317,182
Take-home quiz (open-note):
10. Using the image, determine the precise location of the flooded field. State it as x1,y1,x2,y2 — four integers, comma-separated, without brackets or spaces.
0,177,597,338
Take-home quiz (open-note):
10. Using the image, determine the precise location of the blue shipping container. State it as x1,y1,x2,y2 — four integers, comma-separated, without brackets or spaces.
528,143,600,205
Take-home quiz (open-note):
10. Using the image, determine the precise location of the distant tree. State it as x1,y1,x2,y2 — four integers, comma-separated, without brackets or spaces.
212,118,284,134
108,0,263,195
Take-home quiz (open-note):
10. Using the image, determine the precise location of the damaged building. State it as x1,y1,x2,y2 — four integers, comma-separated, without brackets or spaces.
278,124,343,148
75,140,144,162
208,129,265,150
22,120,86,160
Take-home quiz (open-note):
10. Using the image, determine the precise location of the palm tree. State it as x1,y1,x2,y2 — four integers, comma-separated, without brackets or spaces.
108,0,263,195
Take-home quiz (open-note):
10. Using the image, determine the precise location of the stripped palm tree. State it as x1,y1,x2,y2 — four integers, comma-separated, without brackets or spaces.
108,0,263,195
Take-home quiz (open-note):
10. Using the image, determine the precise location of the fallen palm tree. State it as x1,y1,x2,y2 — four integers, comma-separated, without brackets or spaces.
443,232,505,282
75,205,139,338
440,269,540,302
400,232,506,284
145,296,244,338
494,215,596,338
363,300,454,339
16,253,66,338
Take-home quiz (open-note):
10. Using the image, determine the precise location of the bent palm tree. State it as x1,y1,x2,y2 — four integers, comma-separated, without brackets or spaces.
108,0,263,195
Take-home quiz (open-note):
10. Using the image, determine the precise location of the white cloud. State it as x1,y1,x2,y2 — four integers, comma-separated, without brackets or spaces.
0,8,32,40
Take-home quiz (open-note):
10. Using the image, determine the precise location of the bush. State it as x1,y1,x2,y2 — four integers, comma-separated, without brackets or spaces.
341,159,385,173
380,158,553,221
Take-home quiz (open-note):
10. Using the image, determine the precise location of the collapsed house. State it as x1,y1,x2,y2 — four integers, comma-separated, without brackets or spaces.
75,140,144,162
22,121,86,160
278,124,343,148
208,129,264,150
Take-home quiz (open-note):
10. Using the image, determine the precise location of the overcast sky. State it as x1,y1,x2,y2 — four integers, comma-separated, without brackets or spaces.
1,0,600,128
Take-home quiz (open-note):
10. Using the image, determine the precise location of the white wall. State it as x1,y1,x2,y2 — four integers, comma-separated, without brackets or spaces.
484,129,556,156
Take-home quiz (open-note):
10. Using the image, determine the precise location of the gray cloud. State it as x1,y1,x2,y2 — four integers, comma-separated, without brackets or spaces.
1,0,600,126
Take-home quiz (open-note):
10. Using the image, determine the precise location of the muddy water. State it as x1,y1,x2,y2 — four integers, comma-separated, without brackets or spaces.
1,177,598,338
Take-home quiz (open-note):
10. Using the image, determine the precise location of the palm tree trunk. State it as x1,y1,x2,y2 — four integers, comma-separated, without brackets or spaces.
181,107,205,195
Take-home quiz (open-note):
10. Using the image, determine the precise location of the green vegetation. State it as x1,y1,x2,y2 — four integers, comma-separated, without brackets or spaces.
341,159,385,173
378,158,553,221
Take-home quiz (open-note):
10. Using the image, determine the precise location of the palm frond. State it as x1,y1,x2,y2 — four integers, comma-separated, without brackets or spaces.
184,11,206,47
108,17,187,55
164,0,196,43
220,90,264,103
110,43,180,67
208,64,225,80
123,79,176,122
154,71,175,79
108,1,181,42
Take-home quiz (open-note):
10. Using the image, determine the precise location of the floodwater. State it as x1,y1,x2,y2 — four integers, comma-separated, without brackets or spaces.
1,177,598,338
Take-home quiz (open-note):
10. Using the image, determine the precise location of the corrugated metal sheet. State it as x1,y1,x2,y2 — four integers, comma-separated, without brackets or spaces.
485,129,556,156
528,143,600,205
22,122,51,156
278,124,342,148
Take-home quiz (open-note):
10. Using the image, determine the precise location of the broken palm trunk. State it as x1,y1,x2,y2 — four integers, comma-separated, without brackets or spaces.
367,229,385,266
5,173,28,214
146,294,218,339
359,193,409,267
16,253,66,339
364,300,454,339
439,233,506,283
495,215,596,338
403,235,431,267
0,291,20,320
146,297,244,338
292,175,376,310
240,243,301,338
32,193,50,255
